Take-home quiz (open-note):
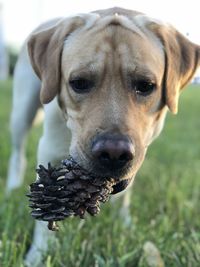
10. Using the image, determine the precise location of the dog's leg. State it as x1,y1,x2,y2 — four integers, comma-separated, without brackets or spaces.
24,137,57,267
120,185,133,226
25,99,70,267
111,182,133,227
6,54,41,193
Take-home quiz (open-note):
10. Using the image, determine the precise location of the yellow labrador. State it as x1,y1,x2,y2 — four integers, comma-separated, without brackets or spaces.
7,7,200,266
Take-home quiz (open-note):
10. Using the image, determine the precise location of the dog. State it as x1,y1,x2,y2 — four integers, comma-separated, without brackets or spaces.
6,7,200,266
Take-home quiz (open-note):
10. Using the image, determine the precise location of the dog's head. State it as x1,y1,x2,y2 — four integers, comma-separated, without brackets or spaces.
28,7,200,183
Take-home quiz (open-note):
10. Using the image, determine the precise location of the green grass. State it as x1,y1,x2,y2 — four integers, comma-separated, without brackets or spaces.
0,80,200,267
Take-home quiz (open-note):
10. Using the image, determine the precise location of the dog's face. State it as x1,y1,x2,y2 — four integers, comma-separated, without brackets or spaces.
60,23,166,180
28,8,200,182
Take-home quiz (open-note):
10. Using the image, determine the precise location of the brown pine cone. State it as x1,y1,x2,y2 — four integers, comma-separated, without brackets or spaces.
27,158,115,231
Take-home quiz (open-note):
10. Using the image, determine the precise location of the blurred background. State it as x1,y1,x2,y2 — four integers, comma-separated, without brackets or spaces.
0,1,200,267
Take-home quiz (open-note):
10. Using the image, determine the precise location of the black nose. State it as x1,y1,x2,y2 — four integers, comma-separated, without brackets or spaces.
91,134,135,172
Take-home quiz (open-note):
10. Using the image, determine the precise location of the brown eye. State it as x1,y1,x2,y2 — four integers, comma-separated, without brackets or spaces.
69,78,94,93
132,80,156,96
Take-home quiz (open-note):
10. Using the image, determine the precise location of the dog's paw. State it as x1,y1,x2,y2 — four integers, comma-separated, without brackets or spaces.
24,221,57,267
140,241,165,267
24,245,44,267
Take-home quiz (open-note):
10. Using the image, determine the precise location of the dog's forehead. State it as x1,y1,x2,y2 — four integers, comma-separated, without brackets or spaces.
62,12,164,77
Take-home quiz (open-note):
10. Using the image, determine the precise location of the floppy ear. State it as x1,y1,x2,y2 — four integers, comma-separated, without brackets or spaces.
149,23,200,114
27,17,83,104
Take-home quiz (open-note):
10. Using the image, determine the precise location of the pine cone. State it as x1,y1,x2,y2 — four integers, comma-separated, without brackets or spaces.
27,158,115,231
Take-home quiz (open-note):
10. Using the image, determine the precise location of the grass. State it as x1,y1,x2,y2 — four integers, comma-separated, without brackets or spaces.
0,79,200,267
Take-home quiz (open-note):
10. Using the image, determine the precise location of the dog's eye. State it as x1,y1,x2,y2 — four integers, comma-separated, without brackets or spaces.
69,78,94,93
132,80,156,96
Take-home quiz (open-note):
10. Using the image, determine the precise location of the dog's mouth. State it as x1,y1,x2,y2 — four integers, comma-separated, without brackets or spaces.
91,163,134,194
111,178,132,194
69,154,133,194
82,164,133,194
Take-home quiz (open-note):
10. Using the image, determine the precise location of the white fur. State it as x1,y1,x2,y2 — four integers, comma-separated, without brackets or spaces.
6,48,41,193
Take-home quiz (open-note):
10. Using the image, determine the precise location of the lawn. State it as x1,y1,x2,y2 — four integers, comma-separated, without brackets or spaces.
0,80,200,267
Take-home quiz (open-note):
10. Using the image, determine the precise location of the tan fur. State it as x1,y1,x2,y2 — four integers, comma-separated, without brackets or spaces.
27,7,200,180
148,22,200,114
28,17,84,103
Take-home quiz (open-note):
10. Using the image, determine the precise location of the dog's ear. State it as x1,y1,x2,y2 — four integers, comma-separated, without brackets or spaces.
149,23,200,114
27,17,84,104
